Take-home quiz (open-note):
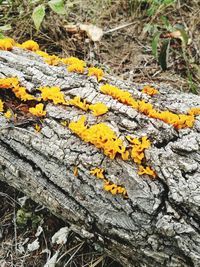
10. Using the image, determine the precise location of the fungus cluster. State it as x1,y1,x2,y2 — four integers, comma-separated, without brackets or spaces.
68,96,108,116
90,167,127,197
100,84,196,129
0,77,36,101
0,38,104,80
68,116,129,160
142,85,159,96
39,86,66,105
29,103,46,117
0,99,4,112
126,136,150,164
68,115,156,181
0,38,15,50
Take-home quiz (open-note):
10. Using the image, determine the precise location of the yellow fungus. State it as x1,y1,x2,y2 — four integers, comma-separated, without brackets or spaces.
90,167,105,179
0,99,4,112
29,103,46,117
68,96,89,111
0,77,19,89
138,166,156,178
4,110,12,119
60,121,68,127
127,136,150,164
188,107,200,116
35,50,50,58
44,55,60,66
100,83,196,129
0,38,15,50
69,116,128,160
20,40,39,51
74,166,78,176
142,85,159,96
67,63,85,73
61,57,86,66
12,86,36,101
89,102,108,116
103,181,127,197
35,124,41,132
88,67,104,81
39,86,66,105
0,77,36,101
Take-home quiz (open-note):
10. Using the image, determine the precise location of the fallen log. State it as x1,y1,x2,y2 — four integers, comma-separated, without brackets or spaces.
0,45,200,267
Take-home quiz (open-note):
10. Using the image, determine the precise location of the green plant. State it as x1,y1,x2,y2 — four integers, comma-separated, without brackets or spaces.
146,0,175,16
17,207,43,228
0,24,12,39
32,0,65,31
145,15,198,93
128,0,175,16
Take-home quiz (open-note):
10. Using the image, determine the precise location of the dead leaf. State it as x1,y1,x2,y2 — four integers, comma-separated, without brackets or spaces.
162,30,190,45
51,226,70,245
162,30,182,39
64,24,79,33
27,238,40,252
74,166,78,176
79,24,103,42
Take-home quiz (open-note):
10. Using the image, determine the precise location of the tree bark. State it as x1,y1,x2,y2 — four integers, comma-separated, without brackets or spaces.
0,48,200,267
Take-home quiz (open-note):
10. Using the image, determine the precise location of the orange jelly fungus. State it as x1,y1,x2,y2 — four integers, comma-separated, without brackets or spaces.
61,57,86,73
0,38,15,50
61,57,86,66
35,124,41,132
90,167,105,179
39,86,66,105
4,110,12,119
126,136,150,164
142,85,159,96
0,99,4,112
20,40,39,51
68,116,129,160
0,77,19,88
103,181,127,197
88,67,104,82
35,50,49,58
89,102,108,116
0,77,36,101
188,107,200,116
100,84,195,129
44,55,60,66
12,86,36,101
90,167,127,197
67,63,85,73
68,96,89,111
29,103,46,117
35,50,60,66
69,97,108,116
138,165,156,178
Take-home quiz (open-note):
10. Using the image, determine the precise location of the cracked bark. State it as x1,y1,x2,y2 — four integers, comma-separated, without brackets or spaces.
0,48,200,267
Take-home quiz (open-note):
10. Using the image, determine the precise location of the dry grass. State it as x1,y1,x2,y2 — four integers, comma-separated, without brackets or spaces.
0,181,122,267
0,1,199,86
1,0,199,91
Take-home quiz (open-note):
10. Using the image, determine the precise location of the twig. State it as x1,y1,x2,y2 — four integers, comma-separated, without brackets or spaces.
104,22,135,35
63,242,84,267
13,199,18,255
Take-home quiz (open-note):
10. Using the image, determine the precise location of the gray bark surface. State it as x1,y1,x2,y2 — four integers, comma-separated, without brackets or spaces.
0,48,200,267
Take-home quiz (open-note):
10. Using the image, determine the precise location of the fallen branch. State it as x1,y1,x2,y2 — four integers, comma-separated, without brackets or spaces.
0,45,200,267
